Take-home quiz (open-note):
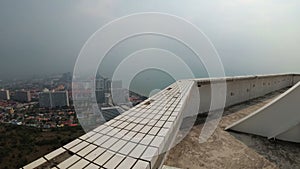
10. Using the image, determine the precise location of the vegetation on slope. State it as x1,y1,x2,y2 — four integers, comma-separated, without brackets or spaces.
0,124,84,169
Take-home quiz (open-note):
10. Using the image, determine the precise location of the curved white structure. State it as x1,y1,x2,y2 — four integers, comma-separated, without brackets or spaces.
226,81,300,143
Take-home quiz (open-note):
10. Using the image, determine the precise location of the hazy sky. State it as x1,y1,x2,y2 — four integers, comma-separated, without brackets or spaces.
0,0,299,80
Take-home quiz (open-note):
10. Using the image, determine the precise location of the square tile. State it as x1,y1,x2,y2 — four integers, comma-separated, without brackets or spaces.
140,135,154,145
94,150,115,166
93,125,106,132
149,127,160,135
119,142,137,155
124,123,137,130
109,139,128,152
157,128,169,137
84,163,100,169
132,124,144,132
93,135,110,146
57,155,80,169
80,132,96,140
85,147,105,161
70,141,89,153
44,147,66,160
114,129,128,139
106,128,121,137
77,144,97,157
131,133,145,143
122,131,136,140
87,133,102,143
101,137,118,149
68,158,89,169
132,160,150,169
150,136,164,152
163,122,173,128
103,154,125,169
99,126,114,134
63,139,82,150
140,125,152,134
129,144,147,158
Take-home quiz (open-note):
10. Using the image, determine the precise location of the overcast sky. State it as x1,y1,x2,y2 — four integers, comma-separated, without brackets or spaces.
0,0,299,81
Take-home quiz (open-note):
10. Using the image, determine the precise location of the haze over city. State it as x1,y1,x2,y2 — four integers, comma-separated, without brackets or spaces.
1,1,300,169
1,0,300,81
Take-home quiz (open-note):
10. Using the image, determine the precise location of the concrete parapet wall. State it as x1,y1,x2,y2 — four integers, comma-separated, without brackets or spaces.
195,73,298,114
293,74,300,84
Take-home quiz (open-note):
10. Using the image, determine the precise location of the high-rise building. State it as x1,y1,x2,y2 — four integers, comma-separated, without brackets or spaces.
39,92,51,108
39,91,69,108
96,90,105,104
95,76,108,104
104,79,112,93
0,90,10,100
14,90,31,102
96,77,105,90
51,91,70,107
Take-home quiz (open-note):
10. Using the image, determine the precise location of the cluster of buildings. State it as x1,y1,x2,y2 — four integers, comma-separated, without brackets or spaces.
0,89,31,102
0,89,9,100
0,73,77,129
0,89,72,129
0,89,69,108
95,76,132,106
0,73,147,130
39,90,69,108
95,76,123,105
0,106,79,129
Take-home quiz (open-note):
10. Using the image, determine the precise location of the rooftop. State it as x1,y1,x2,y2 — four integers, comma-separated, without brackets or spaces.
23,73,300,169
164,88,300,169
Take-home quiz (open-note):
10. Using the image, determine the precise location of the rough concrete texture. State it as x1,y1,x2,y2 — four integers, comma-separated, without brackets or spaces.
164,88,300,169
162,165,182,169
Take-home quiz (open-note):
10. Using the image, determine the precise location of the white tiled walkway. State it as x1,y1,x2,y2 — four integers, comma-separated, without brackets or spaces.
23,80,194,169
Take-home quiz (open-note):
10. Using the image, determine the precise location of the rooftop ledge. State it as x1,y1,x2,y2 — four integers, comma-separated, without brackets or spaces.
23,73,300,169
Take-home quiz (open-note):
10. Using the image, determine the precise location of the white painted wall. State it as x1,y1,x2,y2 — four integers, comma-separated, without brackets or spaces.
195,74,296,114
